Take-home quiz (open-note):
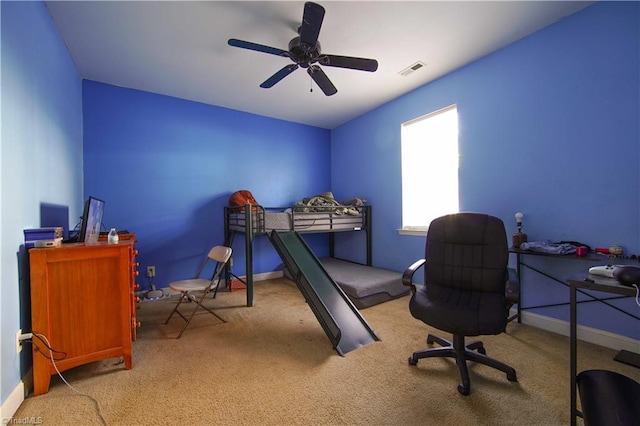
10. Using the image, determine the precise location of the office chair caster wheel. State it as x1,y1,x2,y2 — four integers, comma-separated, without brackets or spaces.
507,371,518,382
458,384,470,396
408,356,418,366
477,347,486,355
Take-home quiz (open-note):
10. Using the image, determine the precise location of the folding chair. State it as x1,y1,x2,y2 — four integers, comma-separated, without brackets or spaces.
164,245,232,338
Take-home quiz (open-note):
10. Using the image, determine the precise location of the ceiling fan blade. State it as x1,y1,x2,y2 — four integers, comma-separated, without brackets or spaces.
299,2,325,47
260,64,299,88
228,38,289,57
320,55,379,72
308,65,337,96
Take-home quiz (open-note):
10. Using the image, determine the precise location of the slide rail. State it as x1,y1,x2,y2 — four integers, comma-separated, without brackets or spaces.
269,230,379,355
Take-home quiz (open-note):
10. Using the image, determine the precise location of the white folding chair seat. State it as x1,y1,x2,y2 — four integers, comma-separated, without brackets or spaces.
164,245,232,338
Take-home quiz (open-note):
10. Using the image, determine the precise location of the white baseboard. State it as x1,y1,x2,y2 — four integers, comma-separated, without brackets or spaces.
515,309,640,352
252,271,284,281
136,270,286,298
1,378,27,422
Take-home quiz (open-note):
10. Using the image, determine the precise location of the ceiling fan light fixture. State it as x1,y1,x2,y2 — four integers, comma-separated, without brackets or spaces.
399,61,426,77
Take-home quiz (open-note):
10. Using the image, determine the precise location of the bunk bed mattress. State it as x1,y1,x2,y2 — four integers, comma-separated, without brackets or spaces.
228,211,365,233
320,258,409,309
284,257,409,309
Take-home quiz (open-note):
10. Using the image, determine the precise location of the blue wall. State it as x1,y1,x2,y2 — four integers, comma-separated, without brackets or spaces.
82,81,331,290
2,0,639,410
331,1,640,339
1,0,83,407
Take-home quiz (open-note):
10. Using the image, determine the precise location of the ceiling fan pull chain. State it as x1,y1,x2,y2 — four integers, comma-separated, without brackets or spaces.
310,76,313,93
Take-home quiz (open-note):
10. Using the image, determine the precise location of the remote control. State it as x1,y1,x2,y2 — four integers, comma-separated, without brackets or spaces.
588,265,624,278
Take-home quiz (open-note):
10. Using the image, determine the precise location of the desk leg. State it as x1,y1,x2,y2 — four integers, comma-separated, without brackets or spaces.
516,253,522,323
570,283,577,426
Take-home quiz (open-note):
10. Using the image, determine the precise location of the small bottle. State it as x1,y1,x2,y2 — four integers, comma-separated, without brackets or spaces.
107,228,119,244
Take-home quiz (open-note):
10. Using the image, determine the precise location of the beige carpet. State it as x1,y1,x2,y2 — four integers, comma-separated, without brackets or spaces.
14,278,639,425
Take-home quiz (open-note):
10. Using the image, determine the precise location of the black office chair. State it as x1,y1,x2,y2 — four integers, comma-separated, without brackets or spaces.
577,369,640,425
403,212,519,395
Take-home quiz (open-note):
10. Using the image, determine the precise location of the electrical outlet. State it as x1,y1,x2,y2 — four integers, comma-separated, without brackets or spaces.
16,329,22,354
16,331,32,354
147,266,156,277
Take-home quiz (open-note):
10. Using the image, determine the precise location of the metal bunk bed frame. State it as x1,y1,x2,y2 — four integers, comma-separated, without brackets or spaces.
223,204,372,307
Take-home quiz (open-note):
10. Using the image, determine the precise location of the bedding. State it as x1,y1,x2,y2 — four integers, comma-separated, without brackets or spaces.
294,192,366,216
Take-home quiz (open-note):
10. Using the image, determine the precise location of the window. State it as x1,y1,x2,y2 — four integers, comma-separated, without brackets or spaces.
400,105,459,235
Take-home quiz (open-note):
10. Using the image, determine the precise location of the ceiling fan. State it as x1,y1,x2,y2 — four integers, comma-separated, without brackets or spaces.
228,1,378,96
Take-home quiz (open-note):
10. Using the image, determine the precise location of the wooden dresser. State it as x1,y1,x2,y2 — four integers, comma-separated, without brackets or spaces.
29,236,140,395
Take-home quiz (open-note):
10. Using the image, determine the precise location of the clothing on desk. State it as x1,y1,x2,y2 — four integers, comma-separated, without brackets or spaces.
520,240,577,255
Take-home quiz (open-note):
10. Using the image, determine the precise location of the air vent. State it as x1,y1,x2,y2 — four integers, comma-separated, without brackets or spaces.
399,61,426,77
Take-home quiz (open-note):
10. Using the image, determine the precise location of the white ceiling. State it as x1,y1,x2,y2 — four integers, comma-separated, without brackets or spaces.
45,1,594,129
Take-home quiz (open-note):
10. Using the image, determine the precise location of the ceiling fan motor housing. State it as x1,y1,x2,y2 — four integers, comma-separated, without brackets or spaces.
288,36,320,68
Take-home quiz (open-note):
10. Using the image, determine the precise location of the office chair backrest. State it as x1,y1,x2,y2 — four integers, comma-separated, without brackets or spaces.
425,213,508,295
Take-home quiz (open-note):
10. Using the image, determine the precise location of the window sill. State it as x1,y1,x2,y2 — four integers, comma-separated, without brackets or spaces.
397,228,427,237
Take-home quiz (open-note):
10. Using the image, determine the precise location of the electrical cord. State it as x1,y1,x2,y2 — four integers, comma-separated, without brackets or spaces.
31,334,67,361
32,333,108,426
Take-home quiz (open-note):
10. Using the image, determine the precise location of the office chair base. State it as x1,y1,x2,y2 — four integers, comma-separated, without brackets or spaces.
408,333,517,396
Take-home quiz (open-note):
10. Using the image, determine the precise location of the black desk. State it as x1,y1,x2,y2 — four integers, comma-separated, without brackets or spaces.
509,248,637,321
566,274,638,426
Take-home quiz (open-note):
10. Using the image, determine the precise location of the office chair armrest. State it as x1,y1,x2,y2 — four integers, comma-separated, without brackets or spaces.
403,259,426,294
506,267,520,306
